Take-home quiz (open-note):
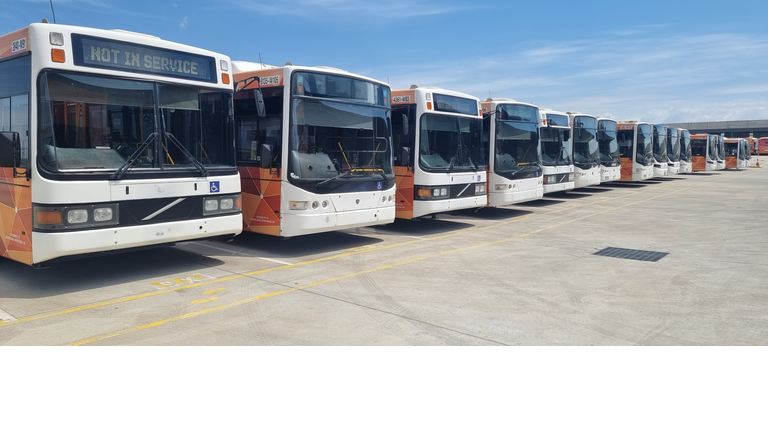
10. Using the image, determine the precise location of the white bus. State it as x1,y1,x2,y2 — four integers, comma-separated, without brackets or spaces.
538,108,574,193
651,124,669,177
231,62,396,237
616,121,654,181
567,112,601,188
0,23,242,266
665,126,680,175
596,118,621,182
723,138,746,170
390,86,486,219
677,128,693,174
480,98,543,206
715,135,726,170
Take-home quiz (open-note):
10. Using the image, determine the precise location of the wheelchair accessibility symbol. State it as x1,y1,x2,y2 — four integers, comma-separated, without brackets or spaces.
210,181,220,193
377,181,382,190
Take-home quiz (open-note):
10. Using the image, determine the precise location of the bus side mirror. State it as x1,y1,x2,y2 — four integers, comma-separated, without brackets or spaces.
400,146,411,167
254,89,266,118
260,143,273,169
402,114,409,136
564,130,571,142
0,131,21,168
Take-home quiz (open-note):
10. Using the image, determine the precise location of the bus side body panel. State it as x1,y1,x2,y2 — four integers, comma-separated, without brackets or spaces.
619,157,633,181
725,156,738,169
692,156,707,171
394,166,414,219
239,166,281,236
0,168,33,265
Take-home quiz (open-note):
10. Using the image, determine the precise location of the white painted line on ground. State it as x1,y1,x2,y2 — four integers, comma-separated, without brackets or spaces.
184,242,292,266
258,257,293,266
0,307,17,323
404,235,426,240
184,242,255,257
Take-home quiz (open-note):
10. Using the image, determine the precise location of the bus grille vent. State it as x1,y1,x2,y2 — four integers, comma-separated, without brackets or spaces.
593,247,668,262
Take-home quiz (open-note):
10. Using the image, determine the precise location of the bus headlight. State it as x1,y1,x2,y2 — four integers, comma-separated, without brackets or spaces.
475,184,485,194
220,198,234,211
93,207,114,222
67,209,89,224
204,199,219,212
204,194,242,215
34,203,120,230
415,186,450,200
568,173,575,181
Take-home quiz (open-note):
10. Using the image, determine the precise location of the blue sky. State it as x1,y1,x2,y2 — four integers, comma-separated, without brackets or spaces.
3,0,767,123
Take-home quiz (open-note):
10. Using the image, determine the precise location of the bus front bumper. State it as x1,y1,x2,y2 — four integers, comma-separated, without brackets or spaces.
280,205,395,237
32,214,243,264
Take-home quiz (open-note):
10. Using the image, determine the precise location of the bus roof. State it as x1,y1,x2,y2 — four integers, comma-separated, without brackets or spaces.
233,61,388,90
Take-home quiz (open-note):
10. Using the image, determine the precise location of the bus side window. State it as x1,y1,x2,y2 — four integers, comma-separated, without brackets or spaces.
391,104,414,167
235,87,283,168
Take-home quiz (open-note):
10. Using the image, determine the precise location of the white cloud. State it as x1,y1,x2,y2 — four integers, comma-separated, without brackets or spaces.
179,17,189,29
367,31,768,123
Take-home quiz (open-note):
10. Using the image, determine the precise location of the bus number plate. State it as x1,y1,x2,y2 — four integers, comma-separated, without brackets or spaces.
12,38,27,53
393,96,411,103
260,75,280,86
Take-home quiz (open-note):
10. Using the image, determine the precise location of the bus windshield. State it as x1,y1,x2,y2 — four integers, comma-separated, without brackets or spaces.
597,121,619,165
725,142,739,156
667,129,680,162
419,114,483,172
572,120,599,168
708,136,717,161
540,127,572,166
38,71,234,175
680,132,691,161
493,106,541,177
717,139,725,161
637,125,653,165
653,126,667,162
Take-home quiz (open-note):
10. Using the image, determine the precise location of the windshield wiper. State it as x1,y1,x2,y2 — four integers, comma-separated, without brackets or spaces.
110,132,158,180
315,168,386,191
164,132,209,177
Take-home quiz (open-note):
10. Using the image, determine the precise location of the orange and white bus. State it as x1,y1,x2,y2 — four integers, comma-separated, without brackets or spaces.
723,138,745,170
390,86,486,219
616,121,653,181
665,127,680,175
746,137,757,155
480,98,543,206
0,23,242,266
651,124,668,177
715,135,725,170
689,134,717,171
231,61,396,236
597,118,621,182
677,128,693,174
539,108,574,193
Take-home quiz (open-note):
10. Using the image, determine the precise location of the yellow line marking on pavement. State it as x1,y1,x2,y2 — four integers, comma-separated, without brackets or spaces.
0,183,671,329
64,184,695,346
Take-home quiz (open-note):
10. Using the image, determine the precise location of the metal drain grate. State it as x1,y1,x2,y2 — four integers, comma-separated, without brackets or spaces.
593,247,668,262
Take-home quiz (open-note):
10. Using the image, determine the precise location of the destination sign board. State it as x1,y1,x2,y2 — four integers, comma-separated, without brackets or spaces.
71,34,217,83
433,94,479,116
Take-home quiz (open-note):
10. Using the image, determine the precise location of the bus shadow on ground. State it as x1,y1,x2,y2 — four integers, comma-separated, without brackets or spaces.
514,199,566,207
605,183,648,188
683,173,719,176
547,191,593,199
226,231,385,259
454,207,534,221
654,177,687,181
0,246,225,299
373,218,475,236
576,187,613,193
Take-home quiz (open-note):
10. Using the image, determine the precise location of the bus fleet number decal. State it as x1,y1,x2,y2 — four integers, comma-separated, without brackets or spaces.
12,38,27,53
393,95,411,103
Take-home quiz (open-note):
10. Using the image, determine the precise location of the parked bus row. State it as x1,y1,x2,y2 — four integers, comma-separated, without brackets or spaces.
0,23,756,267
